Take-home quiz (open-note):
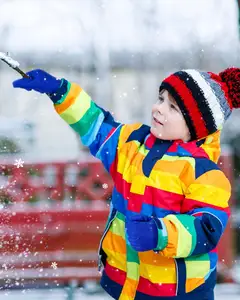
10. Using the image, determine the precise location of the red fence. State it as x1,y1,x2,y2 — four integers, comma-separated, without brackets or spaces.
0,161,113,287
0,154,236,286
0,207,108,287
0,161,113,204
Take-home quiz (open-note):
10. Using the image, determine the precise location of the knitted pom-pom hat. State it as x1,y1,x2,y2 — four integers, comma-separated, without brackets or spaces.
159,67,240,141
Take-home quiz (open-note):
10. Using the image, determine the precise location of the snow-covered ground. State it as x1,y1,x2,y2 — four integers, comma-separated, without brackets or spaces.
0,284,239,299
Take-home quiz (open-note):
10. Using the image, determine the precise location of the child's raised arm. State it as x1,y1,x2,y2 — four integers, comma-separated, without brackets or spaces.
13,69,124,172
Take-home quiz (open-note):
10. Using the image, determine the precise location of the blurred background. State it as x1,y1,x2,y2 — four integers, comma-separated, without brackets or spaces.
0,0,240,299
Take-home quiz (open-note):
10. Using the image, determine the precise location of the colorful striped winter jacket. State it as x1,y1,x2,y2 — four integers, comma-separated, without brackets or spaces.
51,80,231,300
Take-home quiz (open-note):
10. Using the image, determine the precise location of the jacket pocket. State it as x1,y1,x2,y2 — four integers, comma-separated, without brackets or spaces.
184,254,211,293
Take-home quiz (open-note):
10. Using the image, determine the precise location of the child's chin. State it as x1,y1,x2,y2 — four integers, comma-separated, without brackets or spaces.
150,127,164,139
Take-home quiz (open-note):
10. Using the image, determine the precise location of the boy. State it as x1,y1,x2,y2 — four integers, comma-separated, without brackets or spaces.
13,67,239,300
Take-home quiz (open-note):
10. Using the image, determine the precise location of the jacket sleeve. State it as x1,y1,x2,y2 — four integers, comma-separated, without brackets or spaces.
154,160,231,258
51,79,124,172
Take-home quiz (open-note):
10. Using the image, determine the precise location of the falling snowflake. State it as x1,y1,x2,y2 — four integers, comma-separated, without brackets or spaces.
51,262,58,270
14,159,24,168
102,183,108,189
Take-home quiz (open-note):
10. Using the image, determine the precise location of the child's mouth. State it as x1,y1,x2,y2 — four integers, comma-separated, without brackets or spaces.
153,117,163,125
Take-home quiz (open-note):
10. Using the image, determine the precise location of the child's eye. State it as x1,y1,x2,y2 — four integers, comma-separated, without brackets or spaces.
171,104,178,111
158,96,164,102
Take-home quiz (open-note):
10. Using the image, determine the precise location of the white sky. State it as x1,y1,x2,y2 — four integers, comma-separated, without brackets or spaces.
0,0,239,57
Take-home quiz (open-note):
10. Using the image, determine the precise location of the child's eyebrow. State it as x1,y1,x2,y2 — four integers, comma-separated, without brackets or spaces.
169,96,177,106
169,97,181,111
170,99,177,105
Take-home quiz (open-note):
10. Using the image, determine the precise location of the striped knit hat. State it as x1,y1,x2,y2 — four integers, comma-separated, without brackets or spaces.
160,67,240,141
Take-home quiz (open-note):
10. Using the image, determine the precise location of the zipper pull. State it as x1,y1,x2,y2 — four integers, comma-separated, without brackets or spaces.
98,255,103,272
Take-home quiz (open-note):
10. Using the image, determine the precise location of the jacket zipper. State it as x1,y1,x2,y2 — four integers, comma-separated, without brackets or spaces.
174,258,179,296
97,210,117,271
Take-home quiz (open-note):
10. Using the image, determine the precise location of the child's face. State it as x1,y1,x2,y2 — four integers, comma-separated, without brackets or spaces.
150,90,190,142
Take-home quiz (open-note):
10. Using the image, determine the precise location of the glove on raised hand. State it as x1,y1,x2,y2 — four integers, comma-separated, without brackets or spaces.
126,215,158,252
12,69,62,94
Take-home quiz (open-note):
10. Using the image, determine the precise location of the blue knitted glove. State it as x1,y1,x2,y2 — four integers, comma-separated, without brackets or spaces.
126,215,158,252
12,69,62,94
